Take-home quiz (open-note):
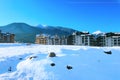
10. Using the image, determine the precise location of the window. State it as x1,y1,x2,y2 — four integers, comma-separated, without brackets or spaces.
114,42,117,45
85,40,88,42
85,43,88,45
82,37,84,43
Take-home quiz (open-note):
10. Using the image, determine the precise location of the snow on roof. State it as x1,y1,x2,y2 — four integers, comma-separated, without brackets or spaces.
114,32,120,34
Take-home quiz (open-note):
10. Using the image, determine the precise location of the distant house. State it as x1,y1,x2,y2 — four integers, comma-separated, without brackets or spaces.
68,31,91,46
35,32,120,47
89,35,96,46
105,32,120,47
51,35,60,45
35,34,49,44
35,34,67,45
96,35,106,46
60,36,67,45
90,33,106,46
67,31,107,46
0,30,15,43
67,35,74,45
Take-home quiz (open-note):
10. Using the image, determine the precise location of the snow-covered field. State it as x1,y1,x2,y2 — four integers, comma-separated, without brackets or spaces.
0,43,120,80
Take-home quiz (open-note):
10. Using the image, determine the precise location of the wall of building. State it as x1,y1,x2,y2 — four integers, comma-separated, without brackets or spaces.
35,34,67,45
35,32,120,47
0,31,15,43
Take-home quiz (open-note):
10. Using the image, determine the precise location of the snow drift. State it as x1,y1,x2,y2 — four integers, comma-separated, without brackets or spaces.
0,43,120,80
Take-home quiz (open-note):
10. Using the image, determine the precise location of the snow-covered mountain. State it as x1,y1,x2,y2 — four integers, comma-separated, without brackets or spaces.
92,30,105,35
92,30,105,38
36,24,48,28
0,23,77,43
0,43,120,80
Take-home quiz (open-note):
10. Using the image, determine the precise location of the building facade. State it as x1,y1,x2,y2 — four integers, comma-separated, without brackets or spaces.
35,34,67,45
0,30,15,43
51,35,61,45
67,35,74,45
105,32,120,47
35,34,49,44
68,31,90,46
35,32,120,47
60,36,67,45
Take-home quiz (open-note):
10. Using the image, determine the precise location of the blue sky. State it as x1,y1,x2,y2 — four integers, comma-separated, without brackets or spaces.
0,0,120,32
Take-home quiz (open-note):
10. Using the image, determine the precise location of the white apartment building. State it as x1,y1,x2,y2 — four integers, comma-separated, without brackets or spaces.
72,32,90,46
51,35,61,45
106,36,120,47
105,33,120,47
61,36,67,45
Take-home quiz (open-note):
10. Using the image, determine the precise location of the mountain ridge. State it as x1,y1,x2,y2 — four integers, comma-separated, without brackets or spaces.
0,23,77,43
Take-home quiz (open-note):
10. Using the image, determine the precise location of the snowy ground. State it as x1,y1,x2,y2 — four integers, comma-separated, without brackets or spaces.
0,43,120,80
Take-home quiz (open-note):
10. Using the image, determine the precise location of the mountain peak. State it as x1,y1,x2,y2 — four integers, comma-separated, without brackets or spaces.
37,24,48,28
92,30,104,35
0,22,76,43
6,22,32,27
